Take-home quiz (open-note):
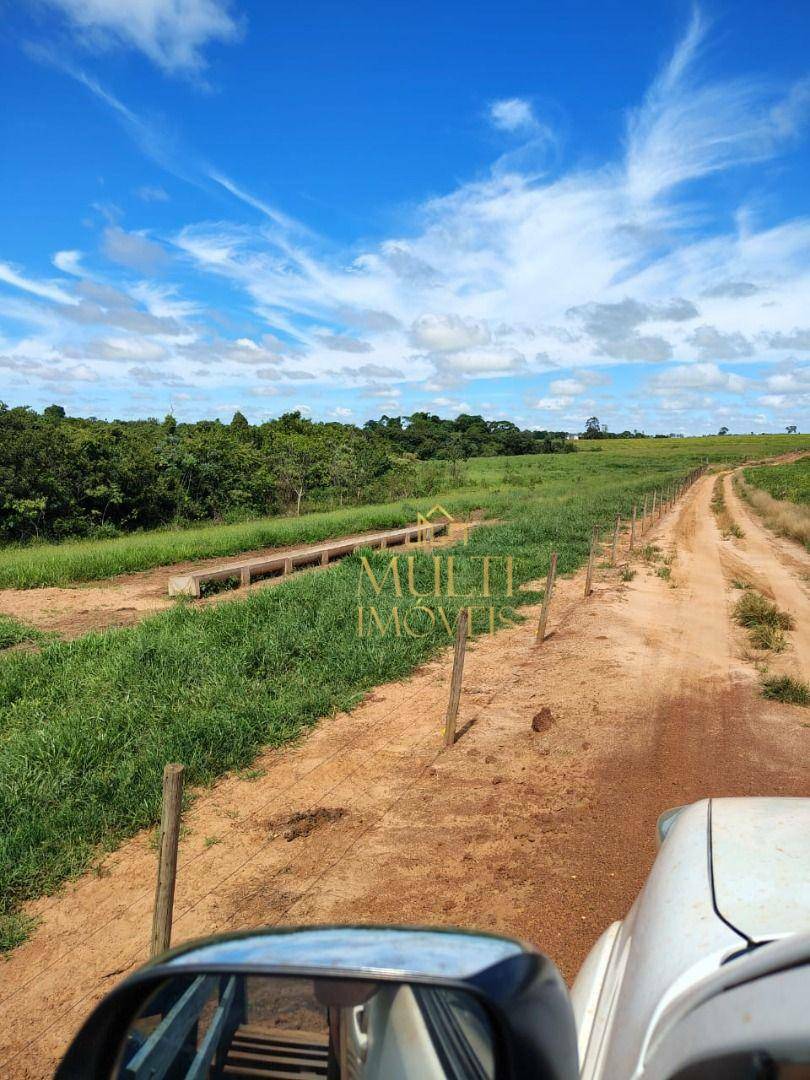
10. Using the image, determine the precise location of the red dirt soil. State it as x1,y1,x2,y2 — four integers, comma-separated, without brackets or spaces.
1,473,809,1077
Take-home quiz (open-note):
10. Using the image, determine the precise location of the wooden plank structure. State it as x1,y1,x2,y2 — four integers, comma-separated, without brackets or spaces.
122,971,330,1079
168,520,450,598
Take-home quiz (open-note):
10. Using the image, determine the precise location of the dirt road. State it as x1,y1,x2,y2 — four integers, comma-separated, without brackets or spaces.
1,472,808,1076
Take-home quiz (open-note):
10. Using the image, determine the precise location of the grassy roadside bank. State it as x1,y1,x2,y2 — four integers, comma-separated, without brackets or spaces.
0,451,703,949
0,501,433,590
739,455,810,550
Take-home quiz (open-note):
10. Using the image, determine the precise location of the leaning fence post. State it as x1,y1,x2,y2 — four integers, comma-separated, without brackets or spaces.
630,505,637,550
642,493,649,533
151,763,185,958
444,608,469,748
611,514,621,565
584,525,598,597
536,552,558,644
651,490,657,523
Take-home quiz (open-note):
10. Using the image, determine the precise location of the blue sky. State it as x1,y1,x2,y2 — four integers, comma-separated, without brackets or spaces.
1,1,809,434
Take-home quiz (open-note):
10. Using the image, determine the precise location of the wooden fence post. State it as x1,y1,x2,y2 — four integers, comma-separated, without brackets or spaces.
642,494,649,533
651,490,657,524
444,608,469,747
535,552,558,644
151,763,185,958
610,514,621,565
584,525,598,597
630,505,637,550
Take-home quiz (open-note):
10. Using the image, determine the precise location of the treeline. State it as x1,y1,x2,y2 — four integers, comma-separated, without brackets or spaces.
364,412,574,458
0,404,574,544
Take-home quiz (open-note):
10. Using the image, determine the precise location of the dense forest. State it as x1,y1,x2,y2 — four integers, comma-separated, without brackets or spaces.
0,404,574,543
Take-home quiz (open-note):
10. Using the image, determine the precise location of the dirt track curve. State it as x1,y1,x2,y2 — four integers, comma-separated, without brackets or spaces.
1,471,809,1077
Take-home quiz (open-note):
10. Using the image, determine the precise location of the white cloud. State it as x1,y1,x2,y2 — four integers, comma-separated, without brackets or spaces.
651,362,748,393
208,171,300,231
549,370,610,396
531,396,574,412
410,314,491,352
426,397,472,413
94,337,168,362
40,0,242,75
489,98,537,132
0,261,76,305
765,363,810,392
625,8,806,202
437,347,526,376
52,250,85,276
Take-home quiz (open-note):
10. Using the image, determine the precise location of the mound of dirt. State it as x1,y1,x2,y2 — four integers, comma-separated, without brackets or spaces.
270,808,347,842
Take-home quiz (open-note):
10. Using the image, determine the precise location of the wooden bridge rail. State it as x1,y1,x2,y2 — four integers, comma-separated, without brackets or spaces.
168,520,449,598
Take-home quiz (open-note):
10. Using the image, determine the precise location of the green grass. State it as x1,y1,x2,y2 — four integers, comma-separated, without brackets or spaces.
0,911,36,954
762,675,810,707
0,501,436,590
733,591,794,632
0,614,48,651
744,456,810,505
749,623,788,653
1,435,809,949
733,590,794,655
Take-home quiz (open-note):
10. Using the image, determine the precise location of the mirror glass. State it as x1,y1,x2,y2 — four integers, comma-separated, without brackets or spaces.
115,972,496,1079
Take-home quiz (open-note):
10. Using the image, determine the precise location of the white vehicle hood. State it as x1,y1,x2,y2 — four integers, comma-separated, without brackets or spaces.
712,797,810,941
575,796,810,1080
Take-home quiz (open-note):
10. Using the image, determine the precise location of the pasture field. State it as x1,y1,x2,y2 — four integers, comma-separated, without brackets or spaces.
743,455,810,505
0,433,808,949
1,433,808,590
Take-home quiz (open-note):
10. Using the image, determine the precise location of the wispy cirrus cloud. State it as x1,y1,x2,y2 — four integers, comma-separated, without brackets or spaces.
0,261,77,305
37,0,242,76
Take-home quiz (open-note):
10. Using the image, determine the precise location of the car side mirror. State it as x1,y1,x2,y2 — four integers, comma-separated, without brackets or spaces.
55,926,578,1079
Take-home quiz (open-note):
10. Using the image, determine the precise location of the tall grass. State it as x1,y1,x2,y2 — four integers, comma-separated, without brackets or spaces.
0,501,429,590
761,675,810,707
733,590,794,654
0,452,700,943
737,460,810,551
